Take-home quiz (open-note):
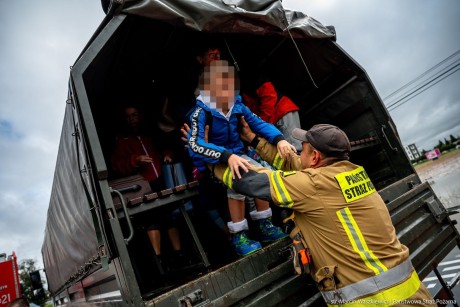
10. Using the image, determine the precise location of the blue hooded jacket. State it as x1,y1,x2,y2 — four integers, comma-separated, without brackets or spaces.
187,95,284,171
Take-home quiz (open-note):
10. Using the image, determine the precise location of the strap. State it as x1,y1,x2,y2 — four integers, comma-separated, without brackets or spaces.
321,258,414,303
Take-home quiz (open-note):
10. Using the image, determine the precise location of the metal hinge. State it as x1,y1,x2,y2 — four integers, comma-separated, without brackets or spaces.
178,289,209,307
425,196,452,223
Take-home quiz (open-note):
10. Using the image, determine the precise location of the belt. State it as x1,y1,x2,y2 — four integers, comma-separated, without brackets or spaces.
321,258,418,304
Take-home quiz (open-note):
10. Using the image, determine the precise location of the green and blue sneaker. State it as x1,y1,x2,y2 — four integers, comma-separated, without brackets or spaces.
232,231,262,256
257,218,288,244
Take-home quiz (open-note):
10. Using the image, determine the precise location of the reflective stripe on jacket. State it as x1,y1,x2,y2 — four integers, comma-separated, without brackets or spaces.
321,258,419,305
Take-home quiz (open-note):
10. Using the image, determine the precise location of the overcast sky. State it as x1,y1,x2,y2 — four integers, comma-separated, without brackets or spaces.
1,0,459,278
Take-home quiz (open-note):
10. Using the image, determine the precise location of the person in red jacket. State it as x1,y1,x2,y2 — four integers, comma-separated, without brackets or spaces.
242,79,302,152
111,106,173,188
111,105,184,268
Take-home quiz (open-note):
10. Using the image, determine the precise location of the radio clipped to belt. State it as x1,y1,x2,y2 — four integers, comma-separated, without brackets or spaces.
291,232,312,275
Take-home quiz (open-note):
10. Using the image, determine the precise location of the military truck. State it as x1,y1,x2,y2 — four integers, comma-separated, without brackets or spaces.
42,0,460,306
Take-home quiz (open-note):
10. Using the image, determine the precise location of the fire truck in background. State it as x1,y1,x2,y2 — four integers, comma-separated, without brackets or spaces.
0,252,21,306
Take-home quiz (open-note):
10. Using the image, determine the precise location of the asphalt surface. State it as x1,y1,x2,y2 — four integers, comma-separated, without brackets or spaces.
418,151,460,306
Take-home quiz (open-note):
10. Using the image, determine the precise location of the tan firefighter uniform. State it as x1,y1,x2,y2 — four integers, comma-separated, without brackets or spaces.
210,138,435,307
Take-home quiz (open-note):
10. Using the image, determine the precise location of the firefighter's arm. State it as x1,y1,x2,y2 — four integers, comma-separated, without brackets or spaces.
210,164,310,210
210,164,273,202
256,138,302,171
239,116,302,171
241,112,296,158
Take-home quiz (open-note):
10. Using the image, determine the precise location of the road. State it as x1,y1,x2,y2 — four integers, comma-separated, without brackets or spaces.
417,151,460,306
423,247,460,305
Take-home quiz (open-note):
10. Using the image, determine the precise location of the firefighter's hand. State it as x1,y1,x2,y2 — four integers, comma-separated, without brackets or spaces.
239,116,256,143
180,123,190,146
180,123,210,147
228,154,251,179
277,140,296,160
136,155,153,165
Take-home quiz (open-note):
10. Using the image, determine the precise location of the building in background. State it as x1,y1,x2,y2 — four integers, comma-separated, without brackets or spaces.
405,143,421,161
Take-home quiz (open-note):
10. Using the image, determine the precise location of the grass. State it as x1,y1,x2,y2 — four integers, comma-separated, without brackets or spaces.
414,149,460,174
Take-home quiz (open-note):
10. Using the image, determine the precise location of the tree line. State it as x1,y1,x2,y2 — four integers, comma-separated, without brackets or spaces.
17,258,50,306
411,134,460,164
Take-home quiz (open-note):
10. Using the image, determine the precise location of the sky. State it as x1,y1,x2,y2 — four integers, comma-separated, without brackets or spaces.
0,0,459,281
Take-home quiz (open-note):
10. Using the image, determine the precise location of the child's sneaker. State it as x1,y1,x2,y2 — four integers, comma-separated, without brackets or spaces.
232,231,262,256
257,218,288,244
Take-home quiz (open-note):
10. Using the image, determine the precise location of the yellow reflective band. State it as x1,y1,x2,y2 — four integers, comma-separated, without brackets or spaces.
273,153,284,170
223,167,233,189
335,166,375,203
270,171,293,207
337,207,387,275
327,270,420,307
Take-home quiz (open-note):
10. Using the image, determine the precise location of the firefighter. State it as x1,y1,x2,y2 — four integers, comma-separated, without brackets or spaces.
207,118,436,306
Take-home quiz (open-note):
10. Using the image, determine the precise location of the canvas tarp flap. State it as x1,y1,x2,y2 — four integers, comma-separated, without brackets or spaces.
42,104,99,294
120,0,335,39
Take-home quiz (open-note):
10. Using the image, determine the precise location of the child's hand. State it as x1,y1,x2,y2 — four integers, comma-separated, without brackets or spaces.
228,154,252,179
277,140,296,160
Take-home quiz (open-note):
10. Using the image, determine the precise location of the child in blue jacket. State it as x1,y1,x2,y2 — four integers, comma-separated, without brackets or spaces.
187,60,296,256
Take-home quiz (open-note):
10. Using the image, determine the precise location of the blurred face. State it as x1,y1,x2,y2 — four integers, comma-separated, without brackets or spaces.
201,60,236,113
124,107,141,129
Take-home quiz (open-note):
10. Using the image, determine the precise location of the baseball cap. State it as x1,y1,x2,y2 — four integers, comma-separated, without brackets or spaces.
291,124,351,158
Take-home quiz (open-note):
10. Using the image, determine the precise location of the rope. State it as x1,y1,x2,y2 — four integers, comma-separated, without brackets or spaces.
287,28,318,88
224,39,240,72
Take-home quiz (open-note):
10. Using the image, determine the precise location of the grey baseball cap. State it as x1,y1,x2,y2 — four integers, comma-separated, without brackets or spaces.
291,124,351,158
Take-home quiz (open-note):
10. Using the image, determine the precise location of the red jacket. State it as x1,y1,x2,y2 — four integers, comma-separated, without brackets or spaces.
243,81,299,124
111,134,167,182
